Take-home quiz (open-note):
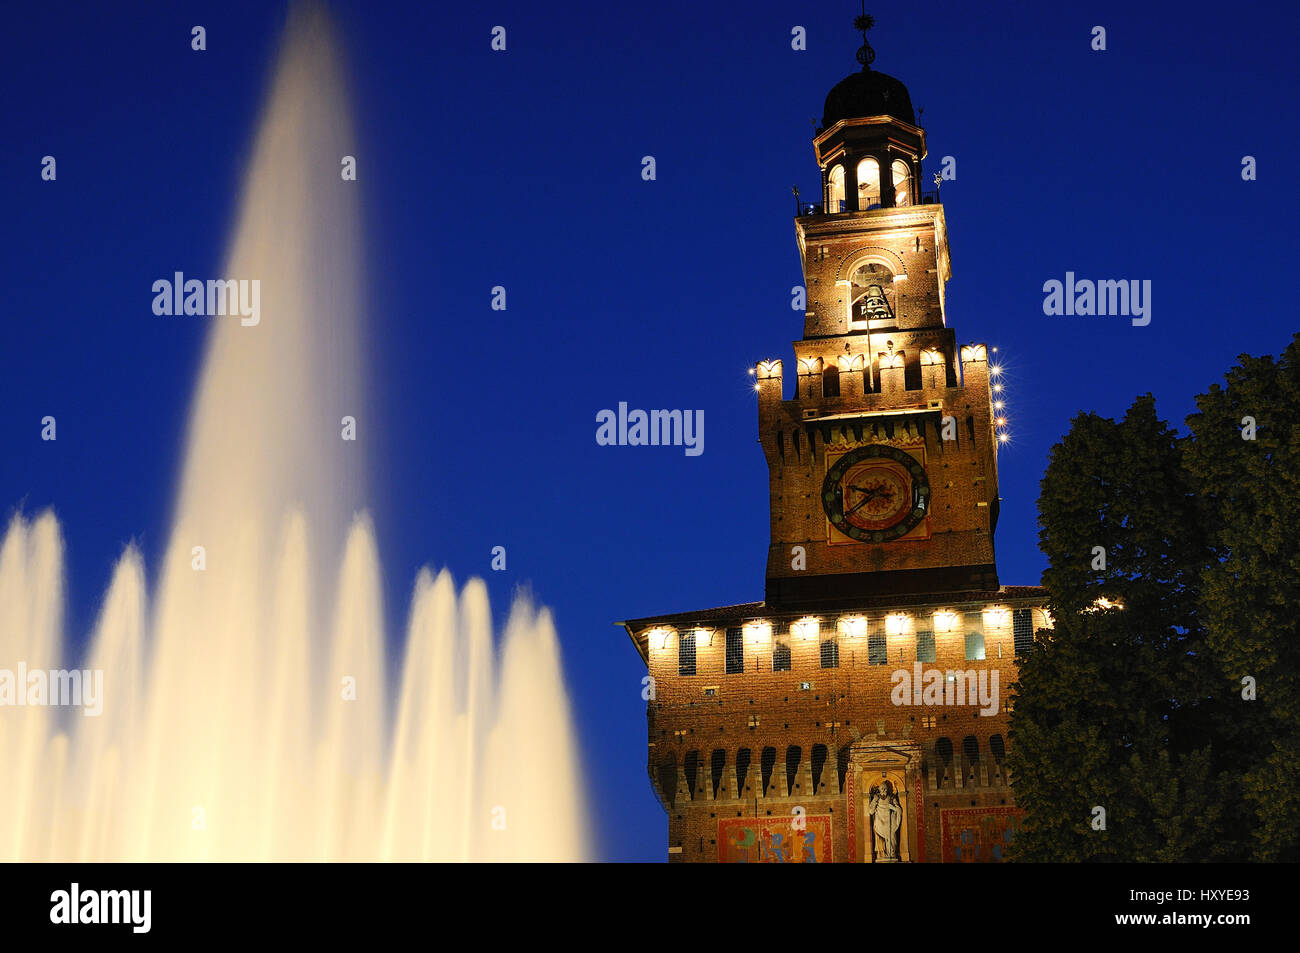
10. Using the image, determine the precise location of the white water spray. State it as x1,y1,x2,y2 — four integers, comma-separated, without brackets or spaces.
0,5,587,862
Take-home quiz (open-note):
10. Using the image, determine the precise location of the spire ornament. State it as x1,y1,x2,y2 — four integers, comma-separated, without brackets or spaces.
855,8,876,69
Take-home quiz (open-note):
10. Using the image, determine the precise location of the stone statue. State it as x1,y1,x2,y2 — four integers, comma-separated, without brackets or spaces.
868,780,903,861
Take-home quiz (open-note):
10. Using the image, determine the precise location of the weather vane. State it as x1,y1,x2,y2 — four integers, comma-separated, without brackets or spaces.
855,5,876,69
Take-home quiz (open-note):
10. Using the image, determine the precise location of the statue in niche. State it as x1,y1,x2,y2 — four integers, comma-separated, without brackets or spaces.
868,779,903,861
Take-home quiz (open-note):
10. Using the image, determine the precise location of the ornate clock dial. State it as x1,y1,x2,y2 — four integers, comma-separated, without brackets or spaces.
822,444,930,542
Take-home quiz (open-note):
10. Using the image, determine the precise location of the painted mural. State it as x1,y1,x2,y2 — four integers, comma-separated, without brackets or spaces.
718,815,832,863
939,807,1022,862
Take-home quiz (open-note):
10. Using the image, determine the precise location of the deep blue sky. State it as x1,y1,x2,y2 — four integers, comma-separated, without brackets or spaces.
2,1,1297,861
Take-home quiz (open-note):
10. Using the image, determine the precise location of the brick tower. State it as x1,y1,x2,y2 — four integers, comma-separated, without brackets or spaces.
619,18,1049,863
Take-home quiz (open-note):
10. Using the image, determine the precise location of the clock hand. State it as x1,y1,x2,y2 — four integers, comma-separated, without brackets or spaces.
846,496,874,516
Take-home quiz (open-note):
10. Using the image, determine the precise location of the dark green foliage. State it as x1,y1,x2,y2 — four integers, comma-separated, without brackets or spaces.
1009,339,1300,861
1184,334,1300,861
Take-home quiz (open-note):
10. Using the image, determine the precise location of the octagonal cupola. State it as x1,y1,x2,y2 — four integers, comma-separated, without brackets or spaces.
815,13,928,213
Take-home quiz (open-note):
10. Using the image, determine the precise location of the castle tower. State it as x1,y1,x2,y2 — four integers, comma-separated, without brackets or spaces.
619,15,1048,864
762,26,999,607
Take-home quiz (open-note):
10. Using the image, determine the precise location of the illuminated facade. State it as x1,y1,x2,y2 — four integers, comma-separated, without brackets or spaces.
618,27,1049,863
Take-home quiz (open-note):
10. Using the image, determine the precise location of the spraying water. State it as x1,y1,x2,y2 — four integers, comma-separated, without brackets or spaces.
0,5,587,861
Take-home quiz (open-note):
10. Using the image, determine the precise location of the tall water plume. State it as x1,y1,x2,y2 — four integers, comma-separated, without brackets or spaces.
0,4,587,862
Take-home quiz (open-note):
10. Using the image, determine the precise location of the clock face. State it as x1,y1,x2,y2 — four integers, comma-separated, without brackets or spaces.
822,445,929,542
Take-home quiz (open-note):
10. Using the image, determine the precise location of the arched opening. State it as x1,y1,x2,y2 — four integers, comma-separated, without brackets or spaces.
785,746,802,795
760,746,778,796
710,749,727,798
891,159,912,207
735,747,753,795
856,157,880,210
989,734,1006,764
935,737,954,786
683,750,701,799
811,744,829,793
822,364,840,398
827,164,845,212
657,756,678,807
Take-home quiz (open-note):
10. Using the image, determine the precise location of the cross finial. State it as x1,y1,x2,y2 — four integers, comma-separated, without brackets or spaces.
854,6,876,70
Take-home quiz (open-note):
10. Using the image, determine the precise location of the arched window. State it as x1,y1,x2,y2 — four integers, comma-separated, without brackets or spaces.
989,734,1007,764
856,157,880,210
735,748,753,795
891,159,912,206
962,735,980,764
822,364,840,398
827,164,845,212
936,737,954,765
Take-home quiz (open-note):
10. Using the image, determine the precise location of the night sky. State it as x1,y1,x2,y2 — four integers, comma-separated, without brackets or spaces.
2,0,1297,860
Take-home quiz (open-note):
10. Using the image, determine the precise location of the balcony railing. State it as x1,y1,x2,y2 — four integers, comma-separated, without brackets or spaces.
797,190,941,217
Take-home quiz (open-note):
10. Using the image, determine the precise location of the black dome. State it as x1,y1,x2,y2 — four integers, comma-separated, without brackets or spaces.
820,68,915,129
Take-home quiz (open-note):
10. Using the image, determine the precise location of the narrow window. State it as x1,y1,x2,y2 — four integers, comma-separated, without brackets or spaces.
915,629,936,663
725,626,744,674
678,631,696,675
964,612,985,661
1013,608,1034,656
963,735,980,765
772,639,792,672
820,634,839,669
868,630,888,665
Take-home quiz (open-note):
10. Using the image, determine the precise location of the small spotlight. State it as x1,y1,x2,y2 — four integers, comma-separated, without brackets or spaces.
993,401,1004,410
997,433,1009,443
754,384,761,392
749,368,755,375
993,384,1003,393
990,365,1001,375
